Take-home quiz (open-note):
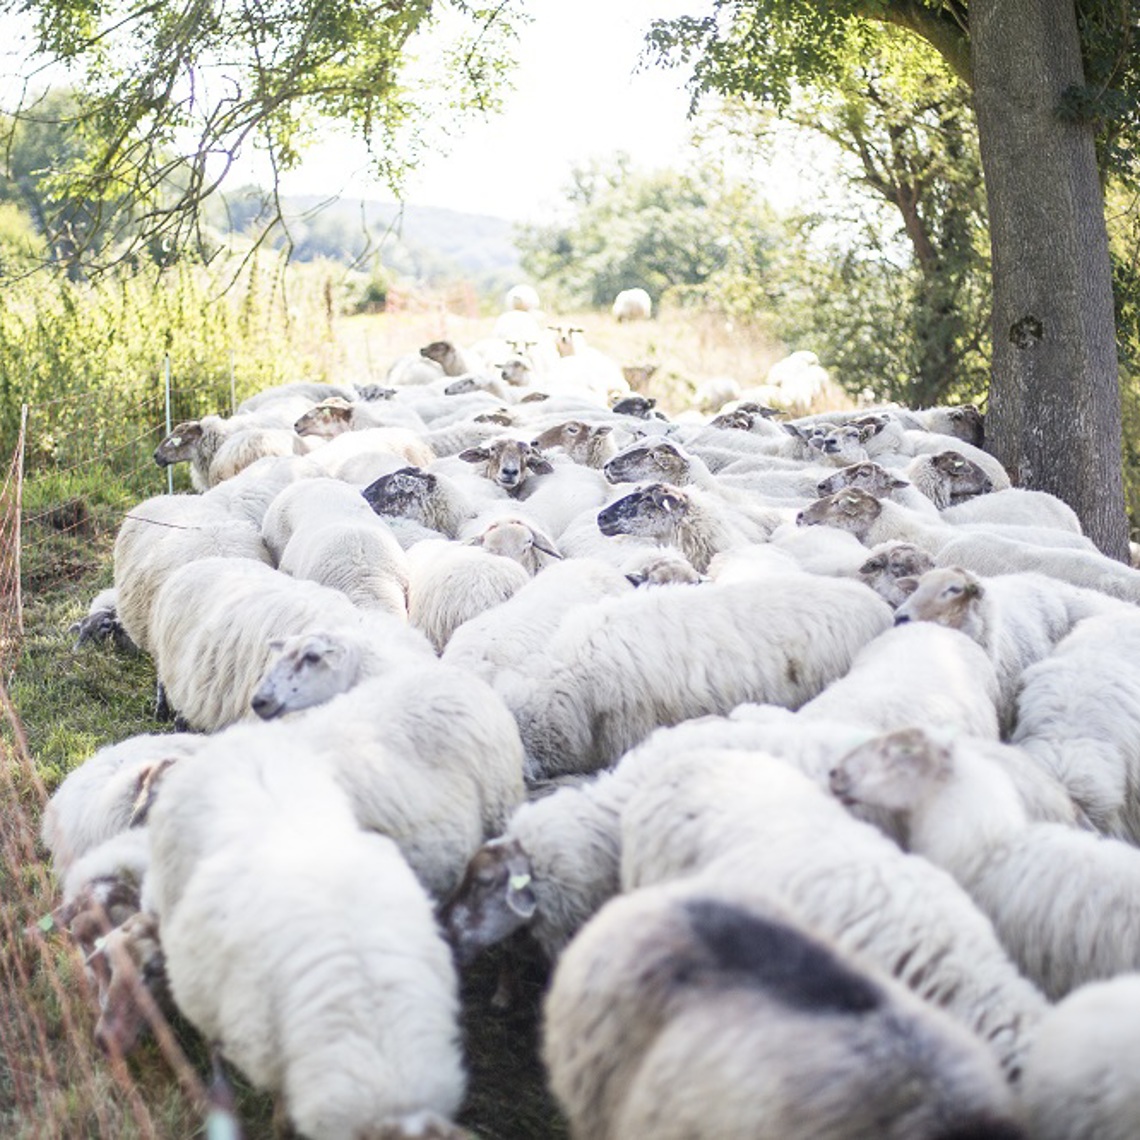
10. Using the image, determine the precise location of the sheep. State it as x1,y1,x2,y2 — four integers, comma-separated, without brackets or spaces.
935,529,1140,603
1010,610,1140,840
1021,976,1140,1140
199,451,324,528
504,283,541,312
531,419,617,468
68,586,136,652
150,556,432,730
362,465,484,539
467,516,561,576
830,726,1140,1000
596,481,788,573
157,765,468,1140
610,393,663,420
419,339,481,378
443,765,631,964
897,430,1011,492
611,287,652,322
457,436,554,496
278,518,409,616
798,486,1094,557
763,349,830,408
385,351,447,387
441,557,632,687
816,460,941,518
902,450,996,508
620,750,1048,1079
858,542,936,607
508,573,893,779
543,880,1023,1140
113,493,272,655
799,621,1002,742
405,538,531,653
237,380,358,415
260,475,383,562
620,547,705,587
939,487,1083,532
41,732,204,879
893,566,1123,734
154,415,307,491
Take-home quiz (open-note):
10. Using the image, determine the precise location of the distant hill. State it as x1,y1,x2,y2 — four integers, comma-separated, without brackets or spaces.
209,190,524,291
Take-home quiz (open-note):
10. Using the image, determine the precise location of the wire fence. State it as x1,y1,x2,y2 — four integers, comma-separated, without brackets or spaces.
0,362,242,1138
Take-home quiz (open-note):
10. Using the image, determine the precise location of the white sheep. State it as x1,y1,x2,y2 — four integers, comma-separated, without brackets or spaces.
799,621,1002,741
154,414,307,491
41,732,204,879
857,541,936,607
150,556,431,730
831,727,1140,1000
260,476,384,562
531,419,618,468
156,759,467,1139
466,515,561,576
504,283,541,312
940,487,1083,533
362,465,484,539
611,287,652,322
620,749,1047,1079
405,538,530,653
893,565,1124,734
901,450,995,508
113,493,272,655
816,460,942,518
457,435,554,496
1010,610,1140,840
544,879,1021,1140
763,349,830,409
237,380,357,414
508,573,892,779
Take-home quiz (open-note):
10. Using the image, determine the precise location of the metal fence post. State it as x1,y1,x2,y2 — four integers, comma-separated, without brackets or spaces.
164,354,173,495
230,349,236,415
15,403,26,639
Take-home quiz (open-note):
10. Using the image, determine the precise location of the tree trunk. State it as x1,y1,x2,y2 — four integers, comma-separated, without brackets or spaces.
972,0,1129,560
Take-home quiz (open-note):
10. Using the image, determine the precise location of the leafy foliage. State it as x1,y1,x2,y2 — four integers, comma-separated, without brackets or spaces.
1,0,524,271
515,153,782,316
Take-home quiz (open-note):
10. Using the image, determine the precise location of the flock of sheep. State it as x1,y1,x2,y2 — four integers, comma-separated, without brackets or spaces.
39,284,1140,1139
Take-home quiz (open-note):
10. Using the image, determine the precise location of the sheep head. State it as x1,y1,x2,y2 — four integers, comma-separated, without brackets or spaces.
251,632,362,719
442,838,538,966
893,566,984,633
623,551,705,588
443,375,482,395
597,483,689,541
611,394,658,419
818,462,910,500
473,408,515,427
88,912,170,1058
69,608,136,654
362,466,438,522
49,874,142,962
829,727,954,817
458,438,553,494
929,450,994,503
709,408,757,432
604,440,692,486
499,356,534,387
818,424,872,465
942,404,985,448
796,488,882,539
294,397,354,439
858,544,935,608
532,420,613,466
420,339,459,371
153,420,203,467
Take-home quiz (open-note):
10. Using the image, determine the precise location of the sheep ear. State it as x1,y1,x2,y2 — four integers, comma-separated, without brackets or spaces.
626,572,646,587
962,579,983,600
267,638,286,652
458,447,489,463
595,425,613,436
783,423,806,440
896,576,920,597
505,873,537,918
526,453,555,475
888,474,909,489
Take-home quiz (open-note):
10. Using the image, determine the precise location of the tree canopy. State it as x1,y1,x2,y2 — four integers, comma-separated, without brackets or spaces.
1,0,524,272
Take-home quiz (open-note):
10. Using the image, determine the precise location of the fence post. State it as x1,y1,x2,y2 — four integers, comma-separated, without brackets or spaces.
15,403,26,639
229,349,236,415
163,355,173,495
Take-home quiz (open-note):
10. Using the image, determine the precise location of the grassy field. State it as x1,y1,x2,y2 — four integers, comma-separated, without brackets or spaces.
1,298,837,1138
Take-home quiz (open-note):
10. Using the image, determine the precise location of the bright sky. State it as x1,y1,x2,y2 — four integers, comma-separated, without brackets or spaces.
276,0,702,222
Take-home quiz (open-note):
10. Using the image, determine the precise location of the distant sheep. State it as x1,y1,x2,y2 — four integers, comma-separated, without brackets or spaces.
611,288,652,322
504,283,541,312
544,879,1022,1140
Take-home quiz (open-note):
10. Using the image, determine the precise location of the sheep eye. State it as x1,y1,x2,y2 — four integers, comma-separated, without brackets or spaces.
301,650,323,665
944,585,963,597
567,424,581,435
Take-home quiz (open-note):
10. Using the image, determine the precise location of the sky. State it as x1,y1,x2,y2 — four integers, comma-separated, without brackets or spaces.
274,1,702,222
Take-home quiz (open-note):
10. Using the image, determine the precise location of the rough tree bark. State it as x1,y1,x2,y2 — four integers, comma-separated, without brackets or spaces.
971,0,1129,560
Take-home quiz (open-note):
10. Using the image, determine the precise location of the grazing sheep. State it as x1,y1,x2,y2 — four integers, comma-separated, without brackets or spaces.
544,880,1023,1140
1010,610,1140,840
531,420,617,468
69,586,136,652
154,415,307,492
41,732,203,879
458,436,554,496
893,566,1122,734
150,556,431,730
509,574,892,779
113,494,272,655
405,539,530,652
621,750,1048,1079
362,466,483,539
611,287,652,322
831,727,1140,1000
858,542,936,607
900,450,995,508
157,763,467,1140
800,622,1002,741
596,482,787,573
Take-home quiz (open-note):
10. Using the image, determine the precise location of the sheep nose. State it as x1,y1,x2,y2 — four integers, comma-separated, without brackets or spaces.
795,511,805,526
894,613,911,625
251,693,279,719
